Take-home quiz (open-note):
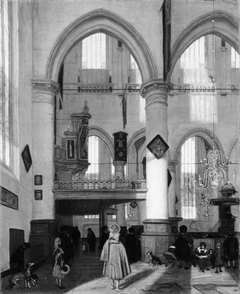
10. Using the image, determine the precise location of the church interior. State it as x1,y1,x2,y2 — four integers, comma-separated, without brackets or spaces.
1,0,240,288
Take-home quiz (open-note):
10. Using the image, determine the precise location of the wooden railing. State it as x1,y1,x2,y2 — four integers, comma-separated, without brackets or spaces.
54,179,147,191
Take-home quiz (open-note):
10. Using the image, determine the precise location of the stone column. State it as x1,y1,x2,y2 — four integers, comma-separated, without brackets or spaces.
168,160,182,232
30,79,58,256
140,80,175,262
99,208,108,239
114,161,126,227
138,201,146,225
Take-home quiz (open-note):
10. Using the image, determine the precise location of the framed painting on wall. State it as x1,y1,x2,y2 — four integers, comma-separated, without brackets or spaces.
34,175,43,186
66,139,76,160
34,190,43,200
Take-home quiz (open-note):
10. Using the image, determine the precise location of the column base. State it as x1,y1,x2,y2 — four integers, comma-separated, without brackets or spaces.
169,217,183,232
141,219,176,263
29,219,57,259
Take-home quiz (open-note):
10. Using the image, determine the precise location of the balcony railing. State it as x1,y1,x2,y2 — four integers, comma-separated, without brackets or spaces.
54,179,147,190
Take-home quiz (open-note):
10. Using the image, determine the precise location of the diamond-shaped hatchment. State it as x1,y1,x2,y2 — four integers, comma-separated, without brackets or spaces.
147,134,169,159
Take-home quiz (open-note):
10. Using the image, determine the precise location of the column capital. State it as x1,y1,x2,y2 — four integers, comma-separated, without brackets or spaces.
32,79,60,96
140,79,171,98
140,79,171,109
113,161,126,167
168,160,179,172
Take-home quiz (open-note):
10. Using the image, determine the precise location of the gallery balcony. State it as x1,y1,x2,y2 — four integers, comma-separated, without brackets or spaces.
53,179,147,215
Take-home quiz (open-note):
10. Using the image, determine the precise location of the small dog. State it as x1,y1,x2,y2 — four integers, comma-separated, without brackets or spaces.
147,251,162,266
29,273,38,287
7,262,38,289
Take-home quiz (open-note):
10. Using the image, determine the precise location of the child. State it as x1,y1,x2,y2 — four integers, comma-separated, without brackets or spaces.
208,249,215,269
100,223,131,292
53,237,65,289
214,242,223,273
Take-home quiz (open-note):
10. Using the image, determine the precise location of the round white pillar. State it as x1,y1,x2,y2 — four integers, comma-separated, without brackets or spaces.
142,80,169,220
116,204,126,227
140,80,175,262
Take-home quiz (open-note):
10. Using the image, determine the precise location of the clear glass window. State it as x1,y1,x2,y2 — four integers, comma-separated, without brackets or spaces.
82,33,106,69
231,47,240,68
85,136,99,180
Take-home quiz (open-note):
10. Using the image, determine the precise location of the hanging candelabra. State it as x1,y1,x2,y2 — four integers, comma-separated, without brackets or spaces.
193,144,233,190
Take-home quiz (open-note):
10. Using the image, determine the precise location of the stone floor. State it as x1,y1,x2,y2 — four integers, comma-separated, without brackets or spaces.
1,247,239,294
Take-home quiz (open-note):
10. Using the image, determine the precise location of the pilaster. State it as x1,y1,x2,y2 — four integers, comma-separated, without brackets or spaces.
32,79,59,220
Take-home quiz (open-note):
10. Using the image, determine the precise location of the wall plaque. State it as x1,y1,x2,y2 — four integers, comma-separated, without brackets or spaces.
1,186,18,210
34,190,43,200
34,175,43,185
147,134,169,159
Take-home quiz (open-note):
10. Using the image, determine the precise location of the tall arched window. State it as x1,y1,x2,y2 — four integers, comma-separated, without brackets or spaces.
82,33,106,69
0,0,10,165
0,0,19,175
231,47,240,68
85,135,99,180
85,135,113,181
180,136,212,219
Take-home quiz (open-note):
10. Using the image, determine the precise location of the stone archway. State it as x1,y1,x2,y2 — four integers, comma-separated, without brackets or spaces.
168,10,239,82
88,125,114,159
174,128,225,163
46,9,157,83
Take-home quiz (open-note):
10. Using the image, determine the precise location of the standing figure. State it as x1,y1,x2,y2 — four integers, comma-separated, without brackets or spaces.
100,226,109,250
223,231,239,269
173,225,193,269
87,228,96,252
125,227,141,264
100,223,131,291
193,242,211,272
10,242,30,274
72,226,81,250
59,226,75,264
214,242,223,273
52,237,65,289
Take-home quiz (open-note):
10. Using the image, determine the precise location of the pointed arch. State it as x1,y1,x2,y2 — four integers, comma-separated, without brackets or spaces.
88,125,114,158
174,128,225,163
168,10,239,82
127,128,146,151
46,9,157,83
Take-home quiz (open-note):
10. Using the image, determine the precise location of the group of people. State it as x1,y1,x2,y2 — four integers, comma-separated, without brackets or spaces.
52,223,239,291
166,225,239,273
52,223,138,291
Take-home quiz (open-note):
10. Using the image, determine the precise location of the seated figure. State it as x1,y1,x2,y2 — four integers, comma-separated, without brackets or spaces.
193,242,212,272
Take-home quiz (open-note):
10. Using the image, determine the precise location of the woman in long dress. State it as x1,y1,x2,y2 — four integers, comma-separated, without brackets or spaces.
100,223,131,291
